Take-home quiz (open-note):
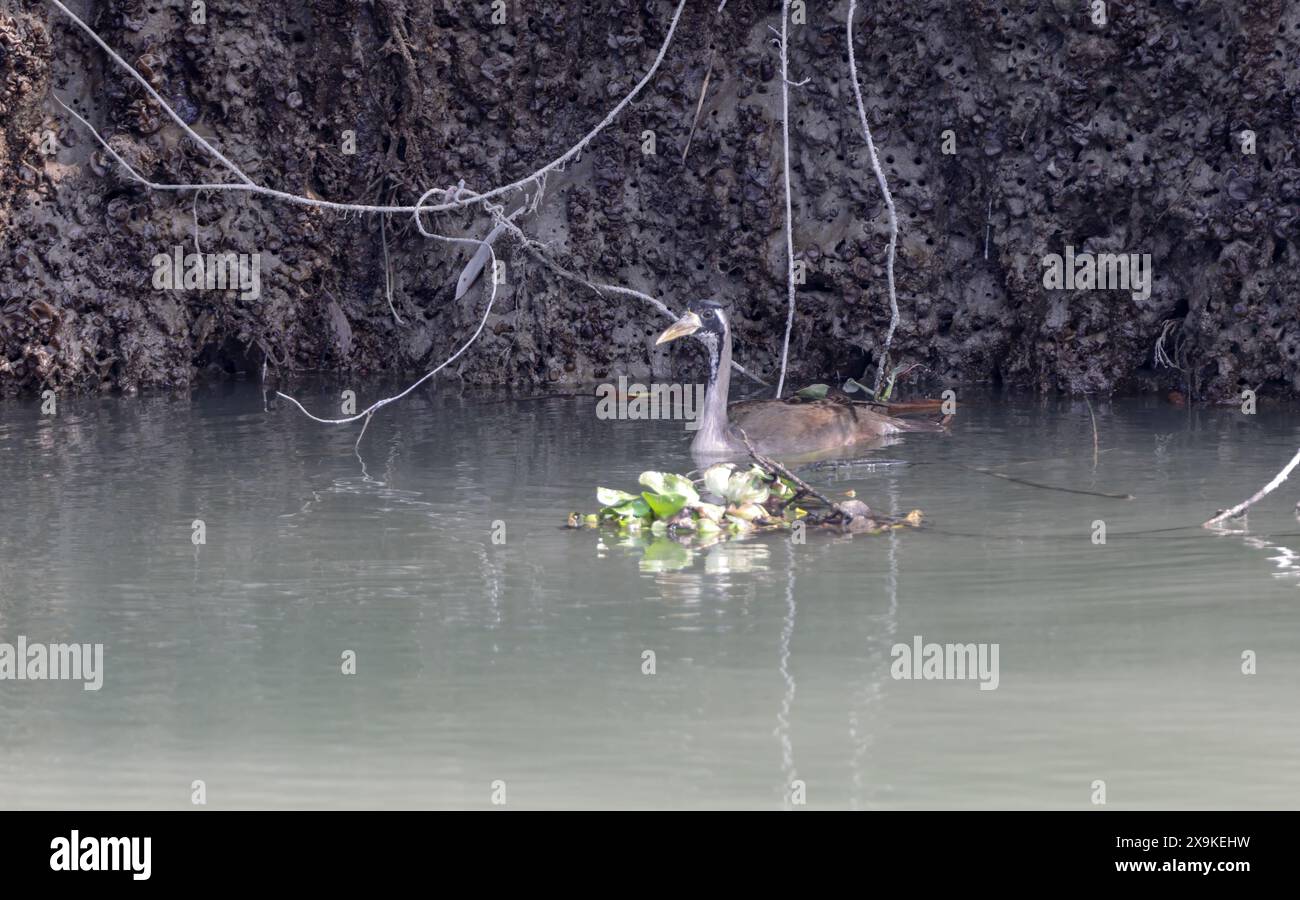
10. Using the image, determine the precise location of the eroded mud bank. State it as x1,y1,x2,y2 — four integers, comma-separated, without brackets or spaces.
2,0,1297,400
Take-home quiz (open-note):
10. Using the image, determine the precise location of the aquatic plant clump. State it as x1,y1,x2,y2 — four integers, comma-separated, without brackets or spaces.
569,463,924,539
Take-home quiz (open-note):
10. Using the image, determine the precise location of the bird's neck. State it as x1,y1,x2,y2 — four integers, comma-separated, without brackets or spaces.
694,328,734,452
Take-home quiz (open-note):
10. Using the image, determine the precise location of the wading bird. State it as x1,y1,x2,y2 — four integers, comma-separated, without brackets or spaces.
656,300,944,460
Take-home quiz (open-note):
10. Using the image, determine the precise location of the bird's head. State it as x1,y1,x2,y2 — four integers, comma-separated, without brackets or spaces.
655,299,728,348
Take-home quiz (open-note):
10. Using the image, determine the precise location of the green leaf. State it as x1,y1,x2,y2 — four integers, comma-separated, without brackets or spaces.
597,487,637,507
642,491,688,520
640,471,698,505
638,471,669,494
795,383,829,400
878,363,910,402
610,497,652,519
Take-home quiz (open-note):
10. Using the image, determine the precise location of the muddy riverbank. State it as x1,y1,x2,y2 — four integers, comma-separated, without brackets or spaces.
2,0,1298,401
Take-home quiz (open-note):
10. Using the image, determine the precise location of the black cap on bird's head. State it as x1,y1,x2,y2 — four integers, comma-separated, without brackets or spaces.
655,299,729,346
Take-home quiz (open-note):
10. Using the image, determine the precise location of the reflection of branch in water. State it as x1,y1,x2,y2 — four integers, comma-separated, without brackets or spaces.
955,463,1134,500
808,456,1136,501
281,426,442,524
477,541,504,630
777,539,798,810
849,475,900,810
385,423,404,482
354,414,378,484
1242,535,1300,584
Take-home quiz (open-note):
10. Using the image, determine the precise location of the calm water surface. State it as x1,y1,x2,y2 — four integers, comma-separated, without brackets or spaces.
1,382,1298,809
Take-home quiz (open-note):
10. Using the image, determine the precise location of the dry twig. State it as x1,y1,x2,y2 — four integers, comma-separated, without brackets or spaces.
1204,447,1300,528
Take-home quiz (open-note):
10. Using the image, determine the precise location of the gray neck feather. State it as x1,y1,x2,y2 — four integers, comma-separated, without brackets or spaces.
692,315,735,454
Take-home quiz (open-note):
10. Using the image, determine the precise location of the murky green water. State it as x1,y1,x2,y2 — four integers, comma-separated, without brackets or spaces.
1,382,1298,809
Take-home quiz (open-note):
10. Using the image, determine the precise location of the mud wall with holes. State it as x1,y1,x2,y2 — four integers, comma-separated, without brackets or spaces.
2,0,1298,400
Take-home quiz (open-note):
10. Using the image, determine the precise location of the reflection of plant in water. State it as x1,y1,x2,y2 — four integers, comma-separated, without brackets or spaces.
637,537,695,573
609,532,774,575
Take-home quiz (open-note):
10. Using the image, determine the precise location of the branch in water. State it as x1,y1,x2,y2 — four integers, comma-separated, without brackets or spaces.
1203,446,1300,528
741,434,838,510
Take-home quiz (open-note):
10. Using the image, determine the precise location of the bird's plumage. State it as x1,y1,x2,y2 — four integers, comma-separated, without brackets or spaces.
656,300,944,460
727,397,940,457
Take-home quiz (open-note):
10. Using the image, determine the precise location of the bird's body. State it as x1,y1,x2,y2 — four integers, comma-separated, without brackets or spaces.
724,397,938,457
656,300,943,460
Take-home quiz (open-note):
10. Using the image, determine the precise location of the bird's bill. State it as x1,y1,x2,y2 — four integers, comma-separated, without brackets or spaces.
655,311,702,345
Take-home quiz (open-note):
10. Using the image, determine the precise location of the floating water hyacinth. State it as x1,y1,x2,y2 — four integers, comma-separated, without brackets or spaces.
594,465,793,536
569,462,924,551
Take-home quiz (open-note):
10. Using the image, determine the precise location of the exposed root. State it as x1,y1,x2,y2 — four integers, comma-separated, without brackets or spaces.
46,0,693,430
847,0,901,399
774,0,798,399
1154,317,1186,372
48,0,690,218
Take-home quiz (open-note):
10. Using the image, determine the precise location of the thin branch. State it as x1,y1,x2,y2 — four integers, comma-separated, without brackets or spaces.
48,0,253,185
1204,447,1300,528
55,93,431,215
355,411,374,452
419,0,689,213
740,429,849,518
1084,394,1099,469
48,0,689,219
47,0,698,427
774,0,798,399
847,0,900,398
483,208,770,386
681,53,714,165
276,236,499,425
983,194,992,260
191,190,203,255
1154,318,1185,371
380,214,404,325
